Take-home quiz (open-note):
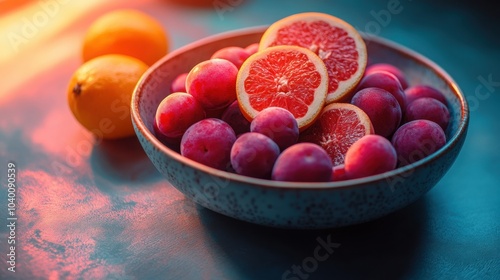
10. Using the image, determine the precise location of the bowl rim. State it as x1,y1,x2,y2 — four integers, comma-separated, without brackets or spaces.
132,25,470,190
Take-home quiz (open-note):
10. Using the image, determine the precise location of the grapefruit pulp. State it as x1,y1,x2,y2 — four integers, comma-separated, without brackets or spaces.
236,45,329,131
259,12,367,104
299,103,374,166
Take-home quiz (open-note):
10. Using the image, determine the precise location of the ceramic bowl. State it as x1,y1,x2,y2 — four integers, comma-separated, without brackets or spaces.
131,26,469,229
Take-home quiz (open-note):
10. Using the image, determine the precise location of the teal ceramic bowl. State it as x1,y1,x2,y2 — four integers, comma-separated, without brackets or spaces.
131,26,469,229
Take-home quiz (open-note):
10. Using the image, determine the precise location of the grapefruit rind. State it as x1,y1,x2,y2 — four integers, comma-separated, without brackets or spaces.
236,45,328,131
259,12,367,104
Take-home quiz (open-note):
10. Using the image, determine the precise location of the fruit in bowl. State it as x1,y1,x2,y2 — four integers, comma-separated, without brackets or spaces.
131,13,468,229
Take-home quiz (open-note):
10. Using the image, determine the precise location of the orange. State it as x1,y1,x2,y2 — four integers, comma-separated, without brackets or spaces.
82,9,169,66
236,45,328,131
67,54,149,140
259,12,367,104
299,103,374,166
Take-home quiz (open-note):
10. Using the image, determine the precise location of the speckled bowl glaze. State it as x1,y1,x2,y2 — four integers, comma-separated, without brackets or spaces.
131,26,469,229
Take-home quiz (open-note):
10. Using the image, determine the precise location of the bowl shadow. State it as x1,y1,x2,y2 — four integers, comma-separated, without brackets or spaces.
89,136,163,192
196,196,430,280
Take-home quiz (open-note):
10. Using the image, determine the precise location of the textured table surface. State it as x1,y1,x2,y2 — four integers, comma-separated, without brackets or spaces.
0,0,499,279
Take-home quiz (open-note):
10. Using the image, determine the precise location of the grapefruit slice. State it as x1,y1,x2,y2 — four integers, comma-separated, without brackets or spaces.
299,103,374,166
259,12,367,104
236,45,328,131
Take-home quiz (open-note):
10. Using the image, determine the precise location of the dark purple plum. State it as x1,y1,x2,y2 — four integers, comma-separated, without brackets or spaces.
244,43,259,55
356,70,407,112
186,58,238,111
221,100,251,136
154,92,205,140
405,84,447,105
250,107,299,151
351,87,402,138
405,97,450,131
364,63,409,89
170,72,188,93
180,118,236,170
272,143,333,182
211,46,251,69
230,132,280,179
344,135,397,179
391,119,446,167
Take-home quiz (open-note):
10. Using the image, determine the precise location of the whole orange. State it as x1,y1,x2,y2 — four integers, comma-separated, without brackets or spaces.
82,9,169,66
67,54,149,140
